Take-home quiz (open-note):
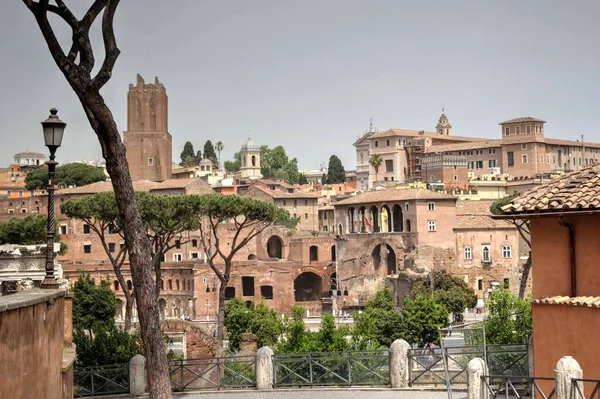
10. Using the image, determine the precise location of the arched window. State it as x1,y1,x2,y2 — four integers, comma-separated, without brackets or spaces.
251,155,256,166
176,280,180,290
168,280,172,290
114,280,119,291
160,280,164,290
405,219,411,232
126,280,133,291
331,245,336,261
267,236,283,259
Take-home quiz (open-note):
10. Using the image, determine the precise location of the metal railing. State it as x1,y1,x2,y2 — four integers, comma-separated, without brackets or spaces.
272,350,389,388
74,363,130,397
169,356,257,391
572,378,600,399
482,375,555,399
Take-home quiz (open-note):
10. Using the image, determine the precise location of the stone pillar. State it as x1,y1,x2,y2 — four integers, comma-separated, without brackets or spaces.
389,339,411,388
527,335,534,378
555,356,583,399
467,357,488,399
256,346,274,390
129,354,147,395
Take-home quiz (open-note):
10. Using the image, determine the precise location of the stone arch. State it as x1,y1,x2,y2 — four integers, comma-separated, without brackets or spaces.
405,219,411,232
113,280,119,291
358,206,367,232
348,207,356,233
168,279,173,290
267,235,283,259
294,272,323,302
392,205,403,232
115,298,124,321
158,298,167,320
309,245,318,262
248,254,256,260
176,280,180,291
371,244,397,275
381,205,392,233
251,155,256,166
126,280,133,291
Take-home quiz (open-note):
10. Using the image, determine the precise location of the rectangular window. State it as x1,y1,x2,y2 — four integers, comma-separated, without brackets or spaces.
464,247,472,260
304,213,308,220
192,239,198,247
505,127,510,136
503,278,510,289
374,141,379,148
521,143,528,150
488,159,497,168
405,203,409,211
502,246,512,258
540,154,544,163
108,223,117,234
59,224,67,235
84,244,91,254
526,125,531,134
7,209,14,214
6,190,11,196
489,149,496,154
507,152,514,166
468,161,474,170
190,252,199,259
83,224,91,234
225,287,236,300
386,139,390,147
428,220,436,232
20,208,27,214
173,253,182,262
385,160,394,172
477,278,483,291
453,175,458,181
242,276,255,296
515,126,520,134
148,158,154,166
18,190,23,197
522,154,528,164
108,243,116,253
260,285,274,300
282,200,286,206
175,240,181,249
476,160,483,169
428,202,435,211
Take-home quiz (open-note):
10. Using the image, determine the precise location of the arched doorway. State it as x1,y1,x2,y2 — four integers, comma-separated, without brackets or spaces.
115,299,124,321
371,244,397,275
294,272,323,302
267,236,283,259
369,206,379,233
392,205,403,232
158,298,167,320
381,205,392,233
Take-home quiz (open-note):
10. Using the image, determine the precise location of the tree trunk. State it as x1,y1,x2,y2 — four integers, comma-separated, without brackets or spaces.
519,252,532,299
78,94,171,398
124,293,134,331
217,276,227,344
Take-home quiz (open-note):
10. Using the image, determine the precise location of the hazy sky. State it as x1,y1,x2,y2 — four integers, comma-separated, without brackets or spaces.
2,1,600,170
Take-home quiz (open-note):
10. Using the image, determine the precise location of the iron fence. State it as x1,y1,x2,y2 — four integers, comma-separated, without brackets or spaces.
74,363,130,398
482,375,555,399
272,350,389,388
169,356,257,391
572,378,600,399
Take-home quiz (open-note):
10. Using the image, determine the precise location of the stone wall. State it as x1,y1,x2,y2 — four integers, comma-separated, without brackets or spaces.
162,319,222,359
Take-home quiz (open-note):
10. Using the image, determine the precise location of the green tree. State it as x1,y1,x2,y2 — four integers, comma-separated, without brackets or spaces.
180,141,196,166
0,214,67,253
484,289,532,345
72,274,141,366
352,287,405,349
278,305,307,353
195,150,203,164
215,141,224,169
203,140,218,167
224,298,282,352
224,152,241,174
298,173,308,185
326,155,346,184
260,145,301,184
411,270,477,324
403,295,449,346
321,173,328,184
369,154,383,185
491,193,531,298
192,194,290,342
25,163,106,191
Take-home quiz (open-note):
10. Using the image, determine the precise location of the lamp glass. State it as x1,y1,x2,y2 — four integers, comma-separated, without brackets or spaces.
43,126,64,148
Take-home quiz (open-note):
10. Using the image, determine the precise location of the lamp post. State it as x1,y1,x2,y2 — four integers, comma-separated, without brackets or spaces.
41,108,66,289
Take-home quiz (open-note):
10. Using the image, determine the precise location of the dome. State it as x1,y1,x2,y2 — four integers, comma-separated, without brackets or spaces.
199,158,213,166
241,136,260,151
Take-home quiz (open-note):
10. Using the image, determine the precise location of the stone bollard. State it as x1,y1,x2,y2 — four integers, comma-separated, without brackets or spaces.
129,354,147,396
555,356,583,399
389,339,411,388
467,357,488,399
256,346,274,390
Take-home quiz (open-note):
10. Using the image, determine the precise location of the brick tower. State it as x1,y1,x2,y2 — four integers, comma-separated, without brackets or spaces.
123,74,172,181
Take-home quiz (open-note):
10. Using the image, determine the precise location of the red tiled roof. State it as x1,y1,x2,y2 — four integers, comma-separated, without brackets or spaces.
534,296,600,308
334,188,456,206
499,117,546,124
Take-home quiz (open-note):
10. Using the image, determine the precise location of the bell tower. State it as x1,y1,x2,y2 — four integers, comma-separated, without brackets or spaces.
239,137,262,180
436,113,452,135
123,74,172,181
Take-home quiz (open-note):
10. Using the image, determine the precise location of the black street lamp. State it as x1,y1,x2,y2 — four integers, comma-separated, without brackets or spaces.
41,108,66,289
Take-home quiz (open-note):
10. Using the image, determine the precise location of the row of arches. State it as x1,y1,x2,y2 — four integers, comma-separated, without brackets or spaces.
347,205,410,234
267,235,336,262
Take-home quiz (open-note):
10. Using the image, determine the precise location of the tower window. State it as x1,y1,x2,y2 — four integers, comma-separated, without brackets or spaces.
148,158,154,166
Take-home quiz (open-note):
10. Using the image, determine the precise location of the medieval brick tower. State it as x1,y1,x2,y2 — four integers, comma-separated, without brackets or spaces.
123,74,172,181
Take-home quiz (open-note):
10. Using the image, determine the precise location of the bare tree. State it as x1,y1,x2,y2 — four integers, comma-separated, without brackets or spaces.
20,1,171,397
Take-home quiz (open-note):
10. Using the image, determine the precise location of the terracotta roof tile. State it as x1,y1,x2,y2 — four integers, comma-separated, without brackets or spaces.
501,164,600,214
425,140,503,154
533,296,600,308
455,200,515,229
56,180,159,195
250,185,320,199
499,117,546,124
333,188,456,206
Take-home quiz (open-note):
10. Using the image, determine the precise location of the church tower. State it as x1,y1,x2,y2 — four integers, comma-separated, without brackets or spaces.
239,137,262,180
436,113,452,135
123,74,172,181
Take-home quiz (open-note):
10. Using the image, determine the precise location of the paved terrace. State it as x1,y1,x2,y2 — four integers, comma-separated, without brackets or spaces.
95,388,464,399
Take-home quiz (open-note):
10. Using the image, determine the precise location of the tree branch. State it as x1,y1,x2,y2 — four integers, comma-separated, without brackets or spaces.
91,0,121,90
